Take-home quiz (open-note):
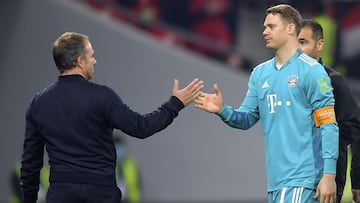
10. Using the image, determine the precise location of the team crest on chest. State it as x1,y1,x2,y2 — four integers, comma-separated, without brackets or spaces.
288,75,298,88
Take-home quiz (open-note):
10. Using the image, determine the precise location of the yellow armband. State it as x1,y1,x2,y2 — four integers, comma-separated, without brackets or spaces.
313,106,336,127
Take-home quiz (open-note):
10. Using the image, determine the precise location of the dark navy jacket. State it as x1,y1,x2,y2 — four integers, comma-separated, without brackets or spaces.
20,75,184,202
322,60,360,194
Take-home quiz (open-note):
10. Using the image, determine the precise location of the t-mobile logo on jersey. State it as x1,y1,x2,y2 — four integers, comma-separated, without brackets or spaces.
267,94,291,113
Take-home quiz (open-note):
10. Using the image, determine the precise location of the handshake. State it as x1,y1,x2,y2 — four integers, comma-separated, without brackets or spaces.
172,78,224,114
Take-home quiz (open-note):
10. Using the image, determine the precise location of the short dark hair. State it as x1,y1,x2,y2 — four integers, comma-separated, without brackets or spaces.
52,32,89,73
300,19,324,41
266,4,302,35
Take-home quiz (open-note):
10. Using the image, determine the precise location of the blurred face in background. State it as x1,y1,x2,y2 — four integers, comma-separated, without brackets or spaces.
298,26,323,60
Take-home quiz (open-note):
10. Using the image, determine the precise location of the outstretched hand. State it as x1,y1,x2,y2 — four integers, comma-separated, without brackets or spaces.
194,84,223,113
172,78,204,106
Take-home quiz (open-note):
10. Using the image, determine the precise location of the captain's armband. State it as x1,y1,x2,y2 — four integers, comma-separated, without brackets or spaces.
313,106,336,127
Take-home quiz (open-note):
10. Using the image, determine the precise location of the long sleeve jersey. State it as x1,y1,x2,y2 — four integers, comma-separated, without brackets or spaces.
20,75,184,202
218,50,339,192
322,60,360,191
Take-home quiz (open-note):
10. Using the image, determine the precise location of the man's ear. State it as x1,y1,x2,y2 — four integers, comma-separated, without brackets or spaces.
287,23,296,35
76,56,84,69
316,39,324,52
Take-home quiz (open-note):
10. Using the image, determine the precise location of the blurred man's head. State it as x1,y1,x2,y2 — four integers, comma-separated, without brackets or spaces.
52,32,97,80
298,20,324,61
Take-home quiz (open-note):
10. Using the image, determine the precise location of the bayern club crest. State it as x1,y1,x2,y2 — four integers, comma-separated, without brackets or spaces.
288,75,298,88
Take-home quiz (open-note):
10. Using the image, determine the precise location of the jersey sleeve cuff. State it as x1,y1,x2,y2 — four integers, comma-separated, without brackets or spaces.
323,158,337,174
217,105,232,121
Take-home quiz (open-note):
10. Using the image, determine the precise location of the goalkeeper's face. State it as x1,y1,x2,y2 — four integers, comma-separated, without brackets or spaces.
263,13,289,50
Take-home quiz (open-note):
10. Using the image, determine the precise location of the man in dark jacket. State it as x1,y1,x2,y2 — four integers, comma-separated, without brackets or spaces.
298,19,360,203
20,32,203,203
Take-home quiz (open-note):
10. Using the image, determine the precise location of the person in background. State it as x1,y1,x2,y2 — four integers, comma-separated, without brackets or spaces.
9,162,49,203
20,31,203,203
298,19,360,203
194,4,338,203
188,0,232,60
312,1,338,68
113,132,142,203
